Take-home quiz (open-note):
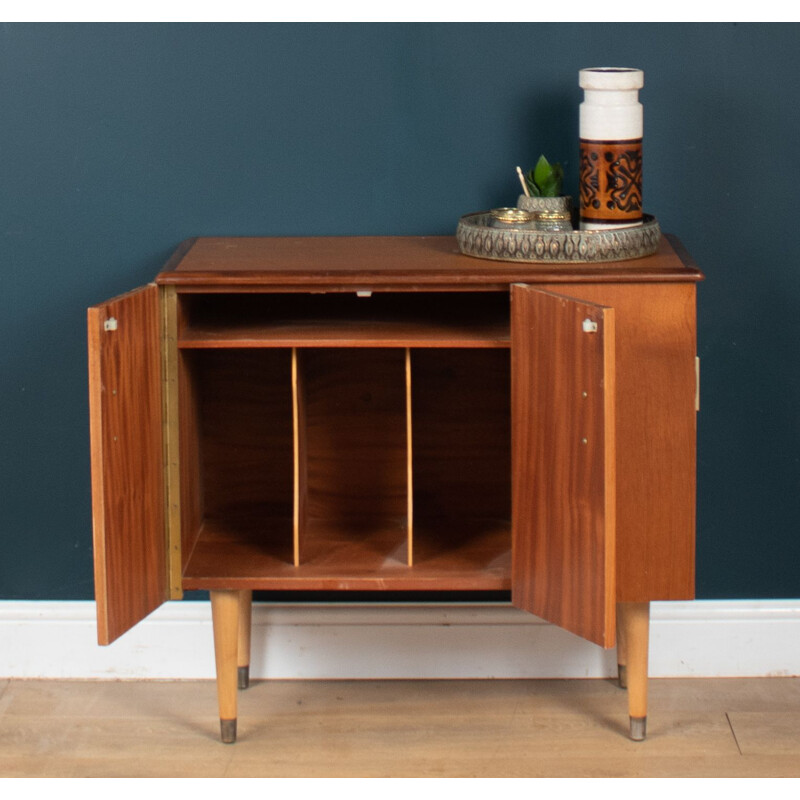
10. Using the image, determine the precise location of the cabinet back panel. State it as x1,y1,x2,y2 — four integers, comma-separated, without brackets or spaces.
192,350,294,518
411,349,511,522
301,349,408,523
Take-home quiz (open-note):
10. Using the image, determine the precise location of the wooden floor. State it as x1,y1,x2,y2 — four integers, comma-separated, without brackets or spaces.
1,677,799,777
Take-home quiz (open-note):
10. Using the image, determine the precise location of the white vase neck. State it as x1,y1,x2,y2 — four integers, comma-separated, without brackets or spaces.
579,68,644,91
582,88,640,106
579,67,643,140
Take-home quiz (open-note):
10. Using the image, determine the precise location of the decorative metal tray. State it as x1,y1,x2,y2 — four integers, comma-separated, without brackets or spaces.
456,212,661,264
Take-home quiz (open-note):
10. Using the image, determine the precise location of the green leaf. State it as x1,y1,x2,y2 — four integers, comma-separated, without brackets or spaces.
539,177,557,197
533,155,552,192
528,157,564,197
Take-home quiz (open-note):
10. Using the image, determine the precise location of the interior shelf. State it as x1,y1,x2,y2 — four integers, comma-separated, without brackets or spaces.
178,292,511,348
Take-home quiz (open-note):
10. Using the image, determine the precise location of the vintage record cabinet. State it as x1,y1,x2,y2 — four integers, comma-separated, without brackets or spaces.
88,235,701,743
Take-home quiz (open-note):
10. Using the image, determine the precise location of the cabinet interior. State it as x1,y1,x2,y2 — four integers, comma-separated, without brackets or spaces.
178,291,511,348
177,292,512,591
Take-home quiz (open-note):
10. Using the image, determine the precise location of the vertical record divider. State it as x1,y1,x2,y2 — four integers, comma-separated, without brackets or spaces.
292,347,307,567
406,347,414,567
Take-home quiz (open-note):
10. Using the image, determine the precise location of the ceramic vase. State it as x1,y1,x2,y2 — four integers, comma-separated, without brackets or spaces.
579,68,644,230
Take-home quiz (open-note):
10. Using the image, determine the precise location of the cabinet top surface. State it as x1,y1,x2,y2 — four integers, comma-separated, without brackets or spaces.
155,234,703,290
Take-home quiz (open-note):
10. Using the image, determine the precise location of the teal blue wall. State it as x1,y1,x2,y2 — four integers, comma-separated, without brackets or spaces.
1,23,798,600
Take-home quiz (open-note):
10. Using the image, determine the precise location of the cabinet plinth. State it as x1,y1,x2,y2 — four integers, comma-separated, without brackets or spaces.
89,234,701,742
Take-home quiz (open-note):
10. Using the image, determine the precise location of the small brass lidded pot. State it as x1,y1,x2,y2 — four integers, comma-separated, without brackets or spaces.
489,207,535,229
517,194,573,232
534,206,573,232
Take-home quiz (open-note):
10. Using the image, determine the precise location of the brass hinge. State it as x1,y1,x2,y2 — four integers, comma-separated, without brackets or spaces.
695,357,700,412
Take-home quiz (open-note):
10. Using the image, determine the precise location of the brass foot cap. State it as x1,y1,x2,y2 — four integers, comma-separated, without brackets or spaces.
238,665,250,690
220,718,237,744
618,664,627,689
629,716,647,741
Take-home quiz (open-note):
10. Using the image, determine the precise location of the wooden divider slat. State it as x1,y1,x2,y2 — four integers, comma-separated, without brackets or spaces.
292,348,307,567
406,348,413,567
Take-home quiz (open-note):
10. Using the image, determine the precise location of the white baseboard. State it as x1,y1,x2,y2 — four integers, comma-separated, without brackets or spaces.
1,600,799,680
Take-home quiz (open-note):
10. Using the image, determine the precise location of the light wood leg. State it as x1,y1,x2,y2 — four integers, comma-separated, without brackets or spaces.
211,590,240,743
617,601,650,741
616,604,628,689
238,589,253,690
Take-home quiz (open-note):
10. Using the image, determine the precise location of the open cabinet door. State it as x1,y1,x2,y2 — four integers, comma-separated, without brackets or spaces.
510,285,616,648
88,284,168,645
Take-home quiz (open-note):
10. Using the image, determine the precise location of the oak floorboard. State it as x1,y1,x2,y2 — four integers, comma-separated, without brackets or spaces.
1,678,798,778
727,712,800,756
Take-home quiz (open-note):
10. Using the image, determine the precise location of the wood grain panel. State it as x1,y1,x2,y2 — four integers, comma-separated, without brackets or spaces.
301,349,408,526
157,235,703,291
541,282,697,602
192,349,294,520
511,286,616,647
161,285,185,598
88,285,167,645
411,349,511,522
177,349,202,579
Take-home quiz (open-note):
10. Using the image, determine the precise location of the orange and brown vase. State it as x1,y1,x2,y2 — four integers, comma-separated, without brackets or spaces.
579,68,644,230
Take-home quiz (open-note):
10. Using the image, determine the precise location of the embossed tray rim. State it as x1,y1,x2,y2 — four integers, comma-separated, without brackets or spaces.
456,212,661,264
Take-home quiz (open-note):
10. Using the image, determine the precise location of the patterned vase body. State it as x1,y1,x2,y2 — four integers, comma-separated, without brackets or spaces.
579,68,644,230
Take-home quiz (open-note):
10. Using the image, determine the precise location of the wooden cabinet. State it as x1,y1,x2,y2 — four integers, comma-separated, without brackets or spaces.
88,235,702,743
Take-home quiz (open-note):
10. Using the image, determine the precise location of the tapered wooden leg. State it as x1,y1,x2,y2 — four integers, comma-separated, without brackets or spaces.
211,590,240,743
616,604,628,689
238,589,253,690
617,601,650,741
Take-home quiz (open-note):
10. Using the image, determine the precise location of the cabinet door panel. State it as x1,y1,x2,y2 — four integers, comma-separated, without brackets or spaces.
511,285,616,648
88,284,167,645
